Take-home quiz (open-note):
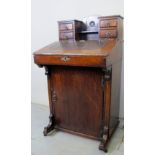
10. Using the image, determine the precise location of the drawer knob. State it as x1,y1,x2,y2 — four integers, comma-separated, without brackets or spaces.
61,56,70,62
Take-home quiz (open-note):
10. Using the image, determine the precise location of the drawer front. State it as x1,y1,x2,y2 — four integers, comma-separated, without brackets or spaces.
59,23,73,31
99,29,117,38
100,19,117,28
60,32,74,40
34,55,106,67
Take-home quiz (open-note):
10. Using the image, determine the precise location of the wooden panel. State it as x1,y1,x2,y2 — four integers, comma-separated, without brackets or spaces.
110,61,122,129
100,19,117,28
34,55,106,67
59,32,74,40
59,23,73,31
51,66,103,137
99,29,117,38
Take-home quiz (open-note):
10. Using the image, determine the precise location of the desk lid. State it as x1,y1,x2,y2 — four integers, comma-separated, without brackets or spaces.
33,40,116,57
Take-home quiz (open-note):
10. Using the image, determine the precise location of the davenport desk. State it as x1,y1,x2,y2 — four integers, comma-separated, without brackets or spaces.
33,15,123,152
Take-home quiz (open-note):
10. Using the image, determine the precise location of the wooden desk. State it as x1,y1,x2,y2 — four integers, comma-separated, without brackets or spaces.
33,15,123,152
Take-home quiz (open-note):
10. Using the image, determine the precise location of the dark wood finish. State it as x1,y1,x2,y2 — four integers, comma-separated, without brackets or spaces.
58,20,86,41
38,66,56,136
99,29,117,38
58,15,123,41
59,23,73,31
59,31,74,40
33,15,123,152
100,19,117,28
34,55,106,67
51,66,103,138
98,16,123,41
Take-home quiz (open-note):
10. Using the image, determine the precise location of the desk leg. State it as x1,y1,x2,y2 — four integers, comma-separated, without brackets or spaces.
99,69,111,152
43,66,56,136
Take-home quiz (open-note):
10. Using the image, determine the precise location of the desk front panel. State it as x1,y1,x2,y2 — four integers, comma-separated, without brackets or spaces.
34,55,106,67
50,66,104,138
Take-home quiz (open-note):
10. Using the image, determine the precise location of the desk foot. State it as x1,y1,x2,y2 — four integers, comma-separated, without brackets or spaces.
99,141,108,152
99,126,109,152
43,114,55,136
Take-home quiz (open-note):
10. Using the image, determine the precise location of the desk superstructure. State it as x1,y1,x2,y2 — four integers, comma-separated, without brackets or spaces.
33,15,123,152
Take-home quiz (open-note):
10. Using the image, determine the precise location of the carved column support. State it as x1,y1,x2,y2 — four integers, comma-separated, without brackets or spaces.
43,66,56,136
99,67,112,152
37,64,43,68
99,125,109,152
44,66,50,75
51,90,57,112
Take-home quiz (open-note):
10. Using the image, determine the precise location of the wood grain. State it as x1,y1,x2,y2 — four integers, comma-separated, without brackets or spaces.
33,15,123,152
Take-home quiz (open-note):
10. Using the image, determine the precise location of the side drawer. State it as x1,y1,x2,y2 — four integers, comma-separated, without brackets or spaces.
59,23,73,31
100,19,117,28
99,29,117,38
59,32,74,40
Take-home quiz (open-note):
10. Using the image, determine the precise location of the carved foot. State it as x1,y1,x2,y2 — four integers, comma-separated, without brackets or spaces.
43,114,55,136
99,141,108,153
99,126,109,152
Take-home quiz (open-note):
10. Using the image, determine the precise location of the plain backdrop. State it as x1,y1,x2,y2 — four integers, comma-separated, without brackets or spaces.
31,0,124,118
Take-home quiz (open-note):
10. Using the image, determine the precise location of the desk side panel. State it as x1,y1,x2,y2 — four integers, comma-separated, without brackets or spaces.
110,61,122,131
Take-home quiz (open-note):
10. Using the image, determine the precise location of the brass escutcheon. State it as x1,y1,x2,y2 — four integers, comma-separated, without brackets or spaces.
61,56,70,62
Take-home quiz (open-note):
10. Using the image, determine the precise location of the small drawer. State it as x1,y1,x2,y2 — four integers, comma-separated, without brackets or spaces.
100,19,117,28
99,29,117,38
59,23,73,31
60,32,74,40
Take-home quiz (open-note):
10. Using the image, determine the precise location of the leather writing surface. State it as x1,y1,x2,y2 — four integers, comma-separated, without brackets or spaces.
34,40,116,56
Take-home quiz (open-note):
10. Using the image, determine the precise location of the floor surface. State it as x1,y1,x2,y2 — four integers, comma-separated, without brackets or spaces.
32,103,124,155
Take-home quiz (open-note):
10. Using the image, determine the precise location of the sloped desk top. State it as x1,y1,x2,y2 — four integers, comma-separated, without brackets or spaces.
34,40,116,56
33,39,119,67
